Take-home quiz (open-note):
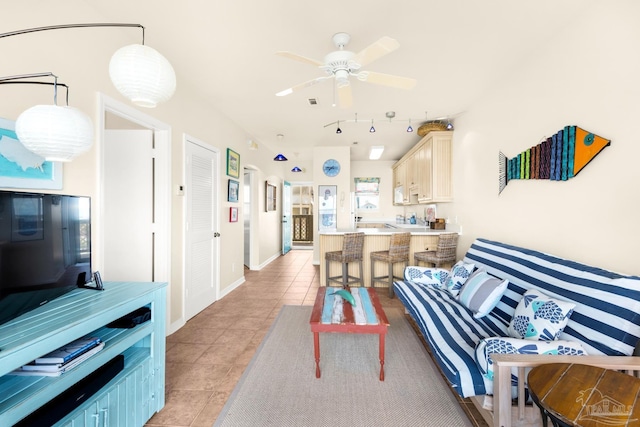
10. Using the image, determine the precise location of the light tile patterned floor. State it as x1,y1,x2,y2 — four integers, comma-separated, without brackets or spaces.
145,250,485,427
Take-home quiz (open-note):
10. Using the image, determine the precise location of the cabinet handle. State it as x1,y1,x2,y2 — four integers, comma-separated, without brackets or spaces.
101,408,108,426
92,413,99,427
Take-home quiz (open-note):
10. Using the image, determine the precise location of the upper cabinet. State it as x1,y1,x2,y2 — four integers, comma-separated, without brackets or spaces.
392,131,453,205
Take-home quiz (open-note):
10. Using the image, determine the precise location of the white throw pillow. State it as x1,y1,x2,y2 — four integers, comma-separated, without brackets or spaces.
507,289,576,341
445,261,475,296
457,270,509,318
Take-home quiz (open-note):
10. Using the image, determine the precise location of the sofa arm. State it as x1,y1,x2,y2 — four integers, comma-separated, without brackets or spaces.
491,354,640,427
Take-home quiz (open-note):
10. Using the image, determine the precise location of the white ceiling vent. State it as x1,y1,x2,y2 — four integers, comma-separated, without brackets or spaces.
308,98,318,106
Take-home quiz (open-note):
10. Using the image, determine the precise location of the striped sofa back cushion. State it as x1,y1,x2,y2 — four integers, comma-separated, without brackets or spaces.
463,238,640,356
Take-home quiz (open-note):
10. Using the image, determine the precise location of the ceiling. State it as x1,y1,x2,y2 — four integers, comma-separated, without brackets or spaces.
86,0,591,161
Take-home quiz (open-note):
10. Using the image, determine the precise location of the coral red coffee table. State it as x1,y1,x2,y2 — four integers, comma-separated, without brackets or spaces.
309,286,390,381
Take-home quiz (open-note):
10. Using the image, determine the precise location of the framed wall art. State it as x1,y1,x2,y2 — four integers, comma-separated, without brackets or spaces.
0,117,63,190
229,207,238,222
318,185,337,230
265,182,276,212
226,148,240,178
228,179,239,202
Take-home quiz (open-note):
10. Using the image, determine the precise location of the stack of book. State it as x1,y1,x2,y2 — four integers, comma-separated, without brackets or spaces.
11,336,104,377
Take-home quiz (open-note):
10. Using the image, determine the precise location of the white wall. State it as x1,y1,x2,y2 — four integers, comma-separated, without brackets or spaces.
441,2,640,275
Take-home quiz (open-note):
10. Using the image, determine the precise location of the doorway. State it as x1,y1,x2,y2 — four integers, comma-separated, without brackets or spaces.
290,182,313,249
243,170,252,268
98,94,170,288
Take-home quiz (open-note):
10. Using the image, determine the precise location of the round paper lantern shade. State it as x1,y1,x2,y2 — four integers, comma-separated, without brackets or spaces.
109,44,176,108
15,105,94,162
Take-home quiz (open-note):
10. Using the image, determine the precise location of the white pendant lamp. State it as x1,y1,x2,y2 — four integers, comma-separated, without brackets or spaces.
109,44,176,108
16,104,94,162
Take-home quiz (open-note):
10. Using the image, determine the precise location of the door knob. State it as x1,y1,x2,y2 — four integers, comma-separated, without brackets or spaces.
214,232,220,237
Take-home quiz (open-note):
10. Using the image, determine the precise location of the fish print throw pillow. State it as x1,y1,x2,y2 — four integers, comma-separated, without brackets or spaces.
508,289,576,341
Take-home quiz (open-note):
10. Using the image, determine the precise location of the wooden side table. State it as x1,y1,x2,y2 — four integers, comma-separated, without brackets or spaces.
528,363,640,427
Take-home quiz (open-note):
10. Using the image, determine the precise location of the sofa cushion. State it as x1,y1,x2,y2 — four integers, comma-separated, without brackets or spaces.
404,266,449,289
393,278,509,398
458,270,509,319
464,238,640,356
507,289,576,341
446,261,475,296
475,336,587,395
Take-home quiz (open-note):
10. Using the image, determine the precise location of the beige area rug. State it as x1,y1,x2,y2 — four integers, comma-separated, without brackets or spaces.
214,305,472,427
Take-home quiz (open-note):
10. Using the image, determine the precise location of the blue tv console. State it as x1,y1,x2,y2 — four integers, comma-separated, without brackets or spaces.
0,281,167,426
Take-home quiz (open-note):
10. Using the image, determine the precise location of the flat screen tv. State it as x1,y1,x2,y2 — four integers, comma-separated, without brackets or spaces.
0,190,92,326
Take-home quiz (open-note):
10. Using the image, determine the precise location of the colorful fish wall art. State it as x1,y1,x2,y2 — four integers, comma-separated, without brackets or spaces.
499,126,610,194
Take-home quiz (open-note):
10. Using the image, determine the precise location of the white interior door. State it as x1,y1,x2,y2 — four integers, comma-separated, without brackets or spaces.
185,137,219,320
103,129,154,281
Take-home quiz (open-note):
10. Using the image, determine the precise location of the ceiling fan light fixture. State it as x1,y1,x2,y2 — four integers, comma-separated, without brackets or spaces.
273,154,288,161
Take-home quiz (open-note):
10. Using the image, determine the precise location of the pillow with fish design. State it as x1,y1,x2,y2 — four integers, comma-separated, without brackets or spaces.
507,289,576,341
404,266,450,289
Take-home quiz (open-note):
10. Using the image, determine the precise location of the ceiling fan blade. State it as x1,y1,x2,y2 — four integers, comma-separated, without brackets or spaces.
337,83,352,108
351,36,400,67
275,76,332,97
357,71,416,90
276,51,324,67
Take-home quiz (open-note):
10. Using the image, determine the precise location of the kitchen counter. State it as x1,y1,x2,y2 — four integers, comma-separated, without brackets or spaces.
320,226,460,289
321,223,460,235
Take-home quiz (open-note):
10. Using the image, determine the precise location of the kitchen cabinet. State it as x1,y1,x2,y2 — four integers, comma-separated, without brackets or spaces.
392,161,408,205
393,130,453,205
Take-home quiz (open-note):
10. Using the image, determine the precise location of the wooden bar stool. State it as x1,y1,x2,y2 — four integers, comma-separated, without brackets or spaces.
370,232,411,298
325,232,365,287
414,233,458,268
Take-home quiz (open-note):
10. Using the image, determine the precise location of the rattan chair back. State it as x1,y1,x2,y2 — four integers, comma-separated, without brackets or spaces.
388,232,411,260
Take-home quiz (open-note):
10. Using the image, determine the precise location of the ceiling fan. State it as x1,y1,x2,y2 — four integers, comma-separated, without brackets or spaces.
275,32,416,108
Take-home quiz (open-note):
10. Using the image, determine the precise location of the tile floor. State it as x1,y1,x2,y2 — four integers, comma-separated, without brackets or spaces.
145,250,486,427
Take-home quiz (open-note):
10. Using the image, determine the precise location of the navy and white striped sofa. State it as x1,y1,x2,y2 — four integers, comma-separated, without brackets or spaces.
393,238,640,398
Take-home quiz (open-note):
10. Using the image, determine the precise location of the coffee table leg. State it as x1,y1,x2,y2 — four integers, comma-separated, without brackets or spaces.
379,332,386,381
314,331,321,378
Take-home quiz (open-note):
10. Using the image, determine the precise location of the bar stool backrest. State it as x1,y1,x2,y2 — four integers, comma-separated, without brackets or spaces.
341,232,365,262
388,232,411,259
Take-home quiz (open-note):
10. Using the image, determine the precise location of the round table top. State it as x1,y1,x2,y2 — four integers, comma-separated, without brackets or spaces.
528,363,640,427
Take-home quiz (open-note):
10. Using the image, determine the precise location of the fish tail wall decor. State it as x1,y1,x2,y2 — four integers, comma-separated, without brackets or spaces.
499,126,610,194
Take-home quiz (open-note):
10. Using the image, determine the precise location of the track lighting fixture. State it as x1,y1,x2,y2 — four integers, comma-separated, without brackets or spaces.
323,112,455,135
291,166,302,172
273,154,288,161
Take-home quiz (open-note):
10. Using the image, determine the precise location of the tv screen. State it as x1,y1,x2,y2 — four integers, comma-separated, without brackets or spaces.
0,191,91,325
